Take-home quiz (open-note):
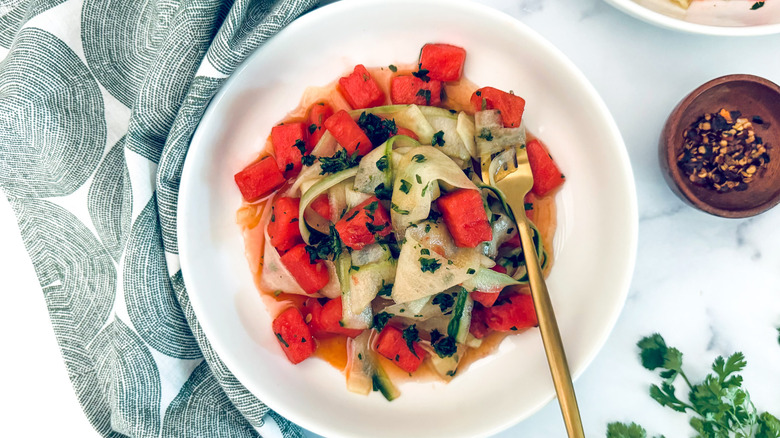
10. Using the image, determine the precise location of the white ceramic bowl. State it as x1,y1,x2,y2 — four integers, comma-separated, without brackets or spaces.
605,0,780,36
178,1,638,436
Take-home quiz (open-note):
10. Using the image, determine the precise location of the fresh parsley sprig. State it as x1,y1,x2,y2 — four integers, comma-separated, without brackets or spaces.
304,224,342,263
608,333,780,438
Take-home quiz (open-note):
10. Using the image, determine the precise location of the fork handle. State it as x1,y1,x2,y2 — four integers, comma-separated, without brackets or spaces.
515,215,585,438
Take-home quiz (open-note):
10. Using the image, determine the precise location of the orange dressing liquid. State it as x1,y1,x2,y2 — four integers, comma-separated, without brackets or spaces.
235,66,560,383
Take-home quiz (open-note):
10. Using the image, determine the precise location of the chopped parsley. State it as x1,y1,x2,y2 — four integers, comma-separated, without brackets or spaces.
391,203,410,215
364,201,379,214
752,1,765,9
376,155,389,171
432,130,445,146
402,325,420,358
466,268,476,275
412,154,426,163
433,335,457,358
432,293,454,312
419,257,441,273
285,163,293,172
319,149,360,174
421,183,429,197
416,89,432,105
308,123,317,134
412,66,430,82
524,202,533,211
357,112,397,146
373,312,393,331
424,223,432,233
378,281,393,297
477,128,494,141
427,209,442,222
420,248,430,255
366,222,387,233
399,179,412,194
415,174,422,184
274,333,289,348
388,64,398,72
304,224,342,263
374,182,392,200
301,154,317,166
294,139,307,155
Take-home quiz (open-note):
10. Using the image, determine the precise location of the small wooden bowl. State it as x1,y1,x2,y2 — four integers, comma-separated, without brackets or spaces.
660,74,780,218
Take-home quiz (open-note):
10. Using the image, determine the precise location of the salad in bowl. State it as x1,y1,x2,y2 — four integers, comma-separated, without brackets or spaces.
233,43,565,400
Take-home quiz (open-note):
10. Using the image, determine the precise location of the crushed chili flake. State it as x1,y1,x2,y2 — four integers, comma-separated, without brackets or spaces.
677,108,771,193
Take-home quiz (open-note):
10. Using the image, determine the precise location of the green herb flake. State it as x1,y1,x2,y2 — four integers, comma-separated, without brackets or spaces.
301,154,317,166
285,163,294,172
466,268,476,275
402,325,420,358
308,123,317,134
391,203,410,215
524,202,533,211
424,223,431,233
432,130,445,146
378,281,393,297
275,333,289,348
358,353,363,360
366,222,387,233
376,155,389,172
432,293,454,312
399,179,412,194
412,67,430,82
319,149,361,174
357,112,397,146
304,224,342,263
294,139,307,155
419,257,441,273
373,312,393,331
412,154,426,163
273,290,283,297
374,183,392,200
420,248,430,255
416,89,432,105
752,1,765,10
477,128,493,142
415,174,422,184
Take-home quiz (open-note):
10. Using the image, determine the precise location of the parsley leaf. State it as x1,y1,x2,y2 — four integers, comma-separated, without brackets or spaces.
477,128,494,141
416,89,432,105
412,66,430,82
432,130,445,146
301,154,317,166
319,149,360,174
376,155,389,172
374,183,392,200
275,333,289,348
357,112,397,146
373,312,393,331
377,281,393,297
304,224,342,263
752,1,765,10
432,293,454,312
605,422,652,438
618,333,780,438
399,179,412,194
419,257,441,273
308,123,317,134
432,334,457,358
388,64,398,72
391,203,410,215
294,139,307,155
402,325,420,358
412,154,426,163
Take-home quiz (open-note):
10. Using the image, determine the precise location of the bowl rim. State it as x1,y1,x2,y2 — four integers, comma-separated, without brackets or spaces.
604,0,780,36
661,73,780,218
178,0,639,436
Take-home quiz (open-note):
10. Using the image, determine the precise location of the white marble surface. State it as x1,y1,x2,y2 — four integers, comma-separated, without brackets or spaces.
3,0,780,437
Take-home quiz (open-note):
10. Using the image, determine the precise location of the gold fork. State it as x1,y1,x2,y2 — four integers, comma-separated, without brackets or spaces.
481,146,585,438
